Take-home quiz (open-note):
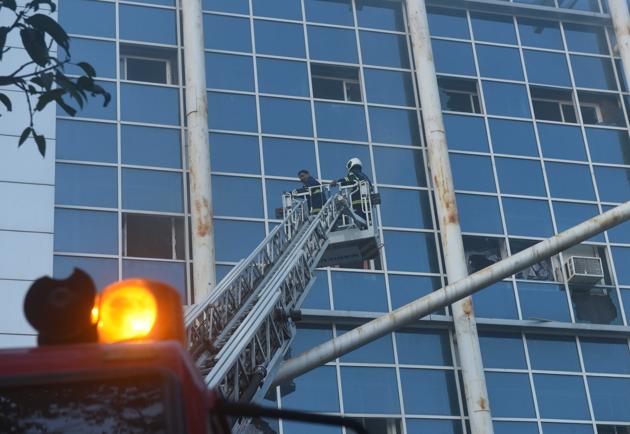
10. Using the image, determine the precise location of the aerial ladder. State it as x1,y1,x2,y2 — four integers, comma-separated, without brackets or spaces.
184,182,381,424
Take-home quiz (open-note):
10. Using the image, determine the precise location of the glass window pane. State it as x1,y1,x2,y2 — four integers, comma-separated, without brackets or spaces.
369,107,420,146
122,169,183,212
342,367,400,414
444,115,489,152
54,255,117,291
204,14,251,52
263,138,316,178
534,374,590,420
477,45,523,81
594,166,630,203
587,377,630,422
204,0,248,13
55,163,117,208
57,120,117,163
479,332,526,369
54,209,118,254
451,154,495,193
338,327,394,363
483,81,531,118
383,231,438,273
364,69,415,106
308,26,357,63
518,17,563,49
121,125,181,169
206,53,254,91
473,281,519,320
489,119,538,157
208,92,257,132
318,142,372,181
605,206,630,243
527,334,580,371
553,202,603,242
379,188,432,229
304,0,353,25
120,5,176,45
571,55,617,90
360,31,409,68
355,0,404,31
332,271,388,312
260,97,313,136
214,219,264,261
471,12,517,44
571,286,622,326
315,102,367,142
427,7,469,39
254,20,305,58
457,194,503,234
524,50,571,87
290,325,332,357
538,123,587,161
407,419,463,434
545,162,596,200
123,260,185,298
72,81,116,120
581,338,630,374
124,214,183,260
494,422,538,434
433,40,476,76
486,372,535,417
564,23,609,54
257,58,309,97
586,128,630,165
266,179,299,219
301,270,330,309
401,369,459,416
59,0,115,38
503,198,553,237
496,157,546,197
541,423,593,434
210,133,260,174
252,0,301,20
518,282,571,322
560,0,600,12
121,83,179,125
388,274,443,311
374,147,426,187
396,329,452,366
284,422,340,434
64,37,116,78
212,176,263,218
281,366,339,412
614,248,630,286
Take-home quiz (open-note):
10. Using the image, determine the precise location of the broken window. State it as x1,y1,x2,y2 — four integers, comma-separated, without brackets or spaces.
123,213,185,260
598,425,630,434
120,44,178,85
438,77,481,113
463,236,506,274
511,239,556,281
531,86,577,123
578,91,625,126
349,417,402,434
311,63,361,102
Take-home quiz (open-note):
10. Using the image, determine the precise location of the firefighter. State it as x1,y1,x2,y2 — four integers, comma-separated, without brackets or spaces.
295,169,324,213
330,157,373,221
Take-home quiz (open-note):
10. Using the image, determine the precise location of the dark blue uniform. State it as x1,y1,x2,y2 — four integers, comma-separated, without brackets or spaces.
296,176,324,213
337,168,372,218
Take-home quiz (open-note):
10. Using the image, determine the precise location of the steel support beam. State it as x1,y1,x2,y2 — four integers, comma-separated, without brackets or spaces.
181,0,216,301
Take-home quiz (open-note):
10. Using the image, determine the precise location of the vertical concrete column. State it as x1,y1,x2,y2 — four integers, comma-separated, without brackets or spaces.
609,1,630,92
405,1,494,433
181,0,217,301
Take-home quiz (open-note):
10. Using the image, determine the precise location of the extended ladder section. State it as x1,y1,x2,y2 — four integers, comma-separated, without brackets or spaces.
184,182,380,410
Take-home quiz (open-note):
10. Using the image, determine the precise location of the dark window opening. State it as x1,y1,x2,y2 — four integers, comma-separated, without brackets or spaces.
120,44,178,85
349,417,402,434
123,213,185,260
511,238,555,281
598,425,630,434
464,236,505,274
311,63,362,102
438,77,481,114
531,86,577,123
578,91,625,126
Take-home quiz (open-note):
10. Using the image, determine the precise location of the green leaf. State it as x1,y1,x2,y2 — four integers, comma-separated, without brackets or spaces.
1,0,17,11
33,132,46,157
20,28,49,67
76,62,96,78
0,27,8,61
19,127,32,147
0,92,12,112
26,14,69,54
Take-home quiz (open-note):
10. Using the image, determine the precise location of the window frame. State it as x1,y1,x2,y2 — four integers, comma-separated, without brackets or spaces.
120,54,173,85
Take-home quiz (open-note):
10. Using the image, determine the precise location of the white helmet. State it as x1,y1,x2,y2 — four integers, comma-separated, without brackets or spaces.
346,157,362,171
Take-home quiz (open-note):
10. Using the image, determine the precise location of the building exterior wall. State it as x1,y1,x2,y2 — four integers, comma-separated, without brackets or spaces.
2,0,630,432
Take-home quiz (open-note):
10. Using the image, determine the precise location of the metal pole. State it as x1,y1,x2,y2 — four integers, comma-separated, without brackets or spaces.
274,201,630,385
405,1,492,432
608,1,630,90
181,0,217,301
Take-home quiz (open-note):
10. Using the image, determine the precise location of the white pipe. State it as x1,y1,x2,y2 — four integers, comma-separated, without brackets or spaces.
181,0,217,300
405,1,492,432
609,1,630,93
274,201,630,386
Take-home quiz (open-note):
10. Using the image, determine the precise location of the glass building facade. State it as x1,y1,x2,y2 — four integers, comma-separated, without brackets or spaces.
51,0,630,433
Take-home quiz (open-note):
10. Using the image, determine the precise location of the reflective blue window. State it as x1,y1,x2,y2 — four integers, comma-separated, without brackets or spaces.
315,102,367,142
56,163,117,208
301,271,330,309
208,92,257,132
586,128,630,165
471,13,517,44
342,367,400,414
538,123,587,161
206,53,254,91
561,0,600,12
121,125,181,169
564,23,608,54
374,147,426,187
407,420,463,434
364,69,415,106
527,334,580,371
380,188,432,229
123,260,185,298
254,20,305,58
494,422,538,434
571,55,617,90
457,194,503,234
73,81,116,120
304,0,353,25
122,169,183,212
451,154,495,192
210,133,260,174
383,231,438,273
356,0,404,31
524,50,571,87
212,176,263,218
291,325,332,357
581,338,630,374
473,281,519,320
486,372,535,417
121,83,179,125
204,14,251,52
477,45,523,81
318,142,372,180
541,424,593,434
65,38,115,78
427,7,469,39
606,205,630,243
257,58,309,97
54,255,117,291
503,198,553,237
444,115,488,152
214,219,264,261
489,119,538,157
332,271,387,312
433,40,475,76
483,81,531,118
369,107,420,146
54,209,118,254
203,0,248,13
518,18,563,49
266,179,298,219
594,166,630,203
260,97,312,136
479,333,526,369
400,369,458,416
587,377,630,422
252,0,301,20
264,138,316,177
282,366,339,412
389,274,443,311
396,330,452,366
496,158,545,196
360,31,409,68
518,282,571,322
553,202,603,241
308,26,357,63
338,327,394,363
534,374,590,420
120,5,176,45
59,0,115,38
57,120,116,163
546,162,595,200
613,248,630,285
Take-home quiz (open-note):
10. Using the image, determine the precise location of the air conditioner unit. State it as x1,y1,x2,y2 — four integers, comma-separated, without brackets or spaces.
564,256,604,285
